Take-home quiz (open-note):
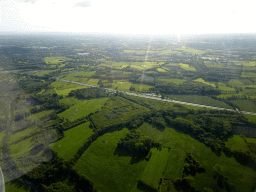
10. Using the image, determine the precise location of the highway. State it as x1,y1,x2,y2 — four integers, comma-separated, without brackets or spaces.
56,79,256,116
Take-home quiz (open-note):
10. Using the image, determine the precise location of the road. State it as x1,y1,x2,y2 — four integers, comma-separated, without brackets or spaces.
0,166,4,192
56,78,256,116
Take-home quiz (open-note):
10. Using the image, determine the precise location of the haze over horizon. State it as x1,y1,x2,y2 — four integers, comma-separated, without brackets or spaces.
0,0,255,35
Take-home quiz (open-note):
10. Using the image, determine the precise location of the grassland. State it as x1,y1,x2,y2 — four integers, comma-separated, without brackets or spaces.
241,72,256,78
245,137,256,143
59,71,96,82
59,97,80,107
218,82,235,92
244,114,256,124
75,128,148,192
10,137,34,158
111,80,153,92
53,122,93,160
159,78,186,85
194,78,216,87
90,97,150,129
168,95,232,109
58,97,109,121
231,99,256,112
33,70,57,76
50,81,88,96
225,135,250,153
26,110,53,122
137,123,256,192
157,68,167,72
175,46,205,55
10,126,39,143
179,63,197,71
140,148,169,189
44,57,70,64
228,79,245,87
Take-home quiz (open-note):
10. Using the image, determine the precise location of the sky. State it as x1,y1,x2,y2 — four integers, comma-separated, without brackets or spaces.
0,0,255,35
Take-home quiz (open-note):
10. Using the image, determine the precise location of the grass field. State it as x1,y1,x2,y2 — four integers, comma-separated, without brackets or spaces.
50,81,88,96
10,137,34,158
179,63,197,71
218,82,235,92
53,122,93,160
75,128,148,192
231,99,256,113
244,114,256,124
90,97,150,129
26,110,53,122
137,123,256,192
59,97,80,107
157,68,167,72
194,78,216,87
58,97,109,121
167,95,232,109
44,57,71,64
159,78,186,85
33,70,57,76
241,72,256,78
59,71,96,82
140,148,169,189
175,46,205,55
225,135,250,153
111,80,153,92
228,79,245,87
10,126,39,144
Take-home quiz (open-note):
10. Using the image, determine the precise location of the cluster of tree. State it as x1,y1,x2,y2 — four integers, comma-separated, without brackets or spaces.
183,153,205,177
137,180,158,192
116,130,161,157
17,74,54,93
24,156,96,192
68,87,108,99
173,176,198,192
129,85,135,91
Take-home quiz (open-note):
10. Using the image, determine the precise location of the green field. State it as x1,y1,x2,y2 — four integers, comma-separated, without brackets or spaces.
157,68,167,72
10,126,39,143
90,97,150,129
75,128,148,192
168,95,232,109
231,99,256,112
50,81,88,96
225,135,250,153
205,63,224,68
228,79,245,87
175,46,205,55
33,70,57,76
44,57,70,64
179,63,197,71
140,148,169,189
241,72,256,78
246,137,256,144
111,80,153,92
53,122,93,160
159,78,186,85
58,97,109,121
194,78,216,87
218,82,235,92
26,110,53,122
10,137,34,158
59,71,96,82
244,114,256,124
137,123,256,192
59,97,80,107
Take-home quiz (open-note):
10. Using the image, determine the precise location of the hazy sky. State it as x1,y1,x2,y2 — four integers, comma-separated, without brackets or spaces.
0,0,255,35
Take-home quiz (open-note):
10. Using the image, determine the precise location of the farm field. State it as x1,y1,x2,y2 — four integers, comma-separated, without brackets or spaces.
225,135,250,153
33,70,57,76
74,128,148,192
10,137,34,158
244,114,256,124
50,81,88,96
90,97,150,129
231,99,256,112
44,57,71,64
137,123,256,192
10,126,39,144
175,46,205,55
228,79,245,87
58,71,96,82
159,78,186,85
52,122,93,160
26,110,54,122
111,80,153,92
58,97,109,121
178,63,197,71
194,78,215,87
218,82,235,92
167,95,232,109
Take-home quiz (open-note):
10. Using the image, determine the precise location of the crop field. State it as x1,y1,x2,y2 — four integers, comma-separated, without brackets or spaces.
231,99,256,112
59,71,96,81
140,148,169,189
75,128,148,192
10,126,39,143
241,72,256,78
175,46,205,55
168,95,232,109
228,79,245,87
157,68,167,72
90,97,150,129
225,135,250,153
218,82,235,92
26,110,53,123
53,122,93,160
10,137,34,158
194,78,216,87
59,97,80,107
159,78,186,85
178,63,197,71
44,57,71,64
111,80,153,92
137,123,256,192
50,81,87,96
59,97,109,121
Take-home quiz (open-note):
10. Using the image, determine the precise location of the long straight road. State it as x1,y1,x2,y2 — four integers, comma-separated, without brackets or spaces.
57,78,256,116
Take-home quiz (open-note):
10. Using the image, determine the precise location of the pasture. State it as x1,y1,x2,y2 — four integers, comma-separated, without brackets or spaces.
159,78,186,85
111,80,153,92
74,129,148,192
53,122,93,160
58,97,109,121
10,137,34,158
194,78,216,87
10,126,39,144
26,110,53,123
44,57,70,64
50,81,88,96
225,135,250,153
179,63,197,71
228,79,245,87
218,82,235,92
168,95,232,109
137,123,256,192
175,46,205,55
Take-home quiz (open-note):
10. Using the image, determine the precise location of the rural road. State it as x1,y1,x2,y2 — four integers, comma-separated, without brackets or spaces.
56,79,256,116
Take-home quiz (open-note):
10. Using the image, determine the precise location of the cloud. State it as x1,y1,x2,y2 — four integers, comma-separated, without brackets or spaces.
73,0,92,8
